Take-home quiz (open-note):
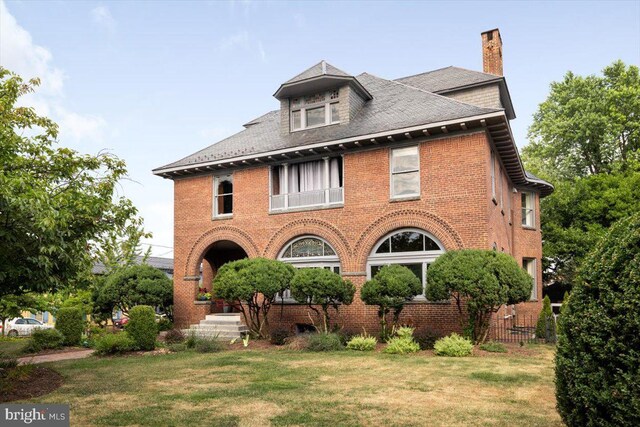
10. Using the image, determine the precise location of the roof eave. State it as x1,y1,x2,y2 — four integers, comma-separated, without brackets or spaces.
273,75,373,100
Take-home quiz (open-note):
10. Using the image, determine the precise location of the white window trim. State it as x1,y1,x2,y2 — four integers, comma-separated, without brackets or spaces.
524,258,537,301
390,146,421,200
291,90,340,131
521,191,536,228
276,236,341,303
213,174,233,218
366,228,444,299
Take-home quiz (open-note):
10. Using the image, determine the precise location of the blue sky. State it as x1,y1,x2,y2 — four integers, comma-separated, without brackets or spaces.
1,0,639,257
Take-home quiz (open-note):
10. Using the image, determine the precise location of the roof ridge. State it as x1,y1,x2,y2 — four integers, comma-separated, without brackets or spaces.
364,72,502,114
394,65,455,81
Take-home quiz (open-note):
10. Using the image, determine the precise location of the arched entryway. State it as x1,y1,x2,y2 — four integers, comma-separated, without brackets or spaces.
200,240,248,313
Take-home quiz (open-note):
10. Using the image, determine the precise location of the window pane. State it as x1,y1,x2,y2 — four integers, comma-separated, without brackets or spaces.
217,194,233,215
323,243,336,256
306,106,325,127
333,266,340,274
291,238,325,257
292,110,301,130
425,237,440,251
370,265,383,278
392,147,419,172
521,193,528,209
375,238,391,254
392,171,420,196
391,232,424,252
217,178,232,195
330,103,340,123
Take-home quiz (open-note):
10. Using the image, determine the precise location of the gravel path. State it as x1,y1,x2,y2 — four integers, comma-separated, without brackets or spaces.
17,349,94,365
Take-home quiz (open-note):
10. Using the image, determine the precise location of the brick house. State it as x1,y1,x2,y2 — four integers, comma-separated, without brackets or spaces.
153,28,553,335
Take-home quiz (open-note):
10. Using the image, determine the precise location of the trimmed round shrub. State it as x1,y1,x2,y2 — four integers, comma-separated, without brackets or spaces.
28,329,64,352
346,335,377,351
307,333,343,352
434,333,473,357
125,305,158,351
556,214,640,426
195,338,224,353
164,329,185,344
55,307,85,346
479,341,507,353
94,332,135,355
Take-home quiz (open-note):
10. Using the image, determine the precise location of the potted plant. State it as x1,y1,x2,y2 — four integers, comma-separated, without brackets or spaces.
196,287,212,301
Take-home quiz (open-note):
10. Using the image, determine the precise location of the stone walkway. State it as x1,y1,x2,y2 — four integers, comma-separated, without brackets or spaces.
17,349,94,365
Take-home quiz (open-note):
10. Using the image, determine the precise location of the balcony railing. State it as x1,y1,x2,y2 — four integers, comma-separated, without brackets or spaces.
271,187,343,211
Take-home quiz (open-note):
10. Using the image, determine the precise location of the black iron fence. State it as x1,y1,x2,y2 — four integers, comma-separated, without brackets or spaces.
491,314,557,344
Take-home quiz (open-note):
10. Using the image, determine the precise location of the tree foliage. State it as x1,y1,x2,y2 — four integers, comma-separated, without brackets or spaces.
94,264,173,320
555,214,640,426
535,295,556,343
537,169,640,289
426,250,532,343
0,67,145,299
523,61,639,180
290,268,355,333
212,258,295,338
361,265,423,340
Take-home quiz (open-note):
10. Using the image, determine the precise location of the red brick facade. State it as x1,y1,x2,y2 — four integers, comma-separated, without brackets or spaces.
171,130,543,335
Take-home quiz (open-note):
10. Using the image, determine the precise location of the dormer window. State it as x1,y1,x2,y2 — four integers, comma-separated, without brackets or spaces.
291,90,340,131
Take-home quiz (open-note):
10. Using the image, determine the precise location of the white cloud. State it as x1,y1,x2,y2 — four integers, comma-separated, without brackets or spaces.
217,30,267,63
0,0,65,95
0,0,107,143
91,5,116,34
218,30,250,51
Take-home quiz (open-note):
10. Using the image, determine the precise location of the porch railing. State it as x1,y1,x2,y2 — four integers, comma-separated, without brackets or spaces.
270,187,343,211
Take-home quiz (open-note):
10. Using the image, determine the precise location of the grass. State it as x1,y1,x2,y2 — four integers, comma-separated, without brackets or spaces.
0,337,29,357
24,345,560,426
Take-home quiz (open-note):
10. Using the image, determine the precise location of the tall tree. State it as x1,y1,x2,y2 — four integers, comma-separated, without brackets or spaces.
0,67,144,298
523,61,639,180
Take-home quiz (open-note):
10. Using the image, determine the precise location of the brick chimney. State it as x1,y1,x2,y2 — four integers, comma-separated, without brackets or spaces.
481,28,503,76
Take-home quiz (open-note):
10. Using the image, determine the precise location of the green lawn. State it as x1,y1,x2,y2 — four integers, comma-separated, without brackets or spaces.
20,345,562,427
0,337,28,357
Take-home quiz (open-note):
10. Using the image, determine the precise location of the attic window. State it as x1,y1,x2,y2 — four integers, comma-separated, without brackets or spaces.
291,90,340,131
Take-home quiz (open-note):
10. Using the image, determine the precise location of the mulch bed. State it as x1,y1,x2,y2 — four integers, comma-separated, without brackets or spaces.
0,366,64,403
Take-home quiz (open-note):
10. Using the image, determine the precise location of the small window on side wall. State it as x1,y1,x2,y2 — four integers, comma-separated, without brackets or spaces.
214,174,233,217
390,146,420,199
523,258,537,301
521,192,535,227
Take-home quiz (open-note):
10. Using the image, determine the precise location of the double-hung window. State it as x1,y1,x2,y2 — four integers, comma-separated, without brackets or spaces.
270,158,343,211
521,192,535,228
523,258,537,300
213,174,233,218
390,146,420,199
291,90,340,131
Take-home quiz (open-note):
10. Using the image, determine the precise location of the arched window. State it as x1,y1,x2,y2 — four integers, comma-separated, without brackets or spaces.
277,236,341,302
367,229,444,299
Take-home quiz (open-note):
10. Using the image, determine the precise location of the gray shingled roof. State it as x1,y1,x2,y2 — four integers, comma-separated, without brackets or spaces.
395,66,502,93
92,256,173,275
284,60,351,84
154,73,500,172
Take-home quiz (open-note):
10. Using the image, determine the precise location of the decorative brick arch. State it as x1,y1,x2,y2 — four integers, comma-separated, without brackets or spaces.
184,225,260,277
263,218,352,266
354,209,465,270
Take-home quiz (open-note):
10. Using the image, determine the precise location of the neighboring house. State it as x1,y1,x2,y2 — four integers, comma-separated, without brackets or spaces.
23,256,174,325
153,29,553,334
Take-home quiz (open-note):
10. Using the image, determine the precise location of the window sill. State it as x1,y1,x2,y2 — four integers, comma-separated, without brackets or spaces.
522,225,537,231
212,214,233,221
390,195,421,203
194,301,214,305
405,297,450,305
291,122,341,133
269,204,343,215
273,300,301,305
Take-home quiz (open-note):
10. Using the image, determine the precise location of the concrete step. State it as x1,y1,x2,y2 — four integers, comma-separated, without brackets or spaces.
182,329,245,340
190,324,250,333
204,314,243,323
199,319,245,327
